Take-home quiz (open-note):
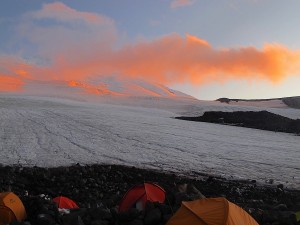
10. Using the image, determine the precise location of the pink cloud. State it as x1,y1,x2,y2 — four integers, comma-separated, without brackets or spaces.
19,2,116,64
170,0,195,8
30,2,113,25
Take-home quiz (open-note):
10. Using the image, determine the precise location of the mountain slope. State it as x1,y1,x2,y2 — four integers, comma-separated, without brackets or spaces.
19,76,194,101
282,96,300,109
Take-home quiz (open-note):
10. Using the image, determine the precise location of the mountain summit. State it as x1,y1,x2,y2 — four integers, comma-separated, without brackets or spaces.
20,75,194,101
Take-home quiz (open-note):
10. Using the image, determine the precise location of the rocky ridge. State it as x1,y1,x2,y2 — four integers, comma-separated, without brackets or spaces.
216,96,300,109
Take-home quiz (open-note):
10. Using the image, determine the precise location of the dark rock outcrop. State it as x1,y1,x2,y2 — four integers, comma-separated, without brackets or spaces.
176,110,300,134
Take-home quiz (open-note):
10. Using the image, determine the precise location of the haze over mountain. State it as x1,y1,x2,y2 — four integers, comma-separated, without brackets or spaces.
5,75,194,101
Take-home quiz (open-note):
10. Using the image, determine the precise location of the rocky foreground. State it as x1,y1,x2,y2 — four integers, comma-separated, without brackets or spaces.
1,164,300,225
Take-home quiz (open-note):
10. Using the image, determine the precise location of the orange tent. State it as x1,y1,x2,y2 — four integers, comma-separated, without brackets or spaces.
119,182,165,212
0,192,27,225
53,196,79,209
167,197,258,225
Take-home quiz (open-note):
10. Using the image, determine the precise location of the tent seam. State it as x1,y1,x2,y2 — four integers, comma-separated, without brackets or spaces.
182,202,209,225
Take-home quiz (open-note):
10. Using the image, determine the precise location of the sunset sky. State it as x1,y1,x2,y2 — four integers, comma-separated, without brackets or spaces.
1,0,300,100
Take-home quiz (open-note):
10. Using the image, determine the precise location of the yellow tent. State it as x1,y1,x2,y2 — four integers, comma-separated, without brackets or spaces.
167,197,258,225
0,192,27,225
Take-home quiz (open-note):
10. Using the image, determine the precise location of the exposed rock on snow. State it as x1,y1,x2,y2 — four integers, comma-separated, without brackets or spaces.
176,110,300,135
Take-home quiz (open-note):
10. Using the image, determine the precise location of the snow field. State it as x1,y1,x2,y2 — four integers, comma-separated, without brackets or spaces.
0,95,299,188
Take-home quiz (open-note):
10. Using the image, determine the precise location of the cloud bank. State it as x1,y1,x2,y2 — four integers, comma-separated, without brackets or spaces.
1,2,300,93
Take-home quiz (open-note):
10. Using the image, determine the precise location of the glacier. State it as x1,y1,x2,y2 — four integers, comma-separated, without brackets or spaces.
0,94,299,189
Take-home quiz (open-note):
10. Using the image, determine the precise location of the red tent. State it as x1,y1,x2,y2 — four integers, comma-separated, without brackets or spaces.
119,182,165,212
53,196,79,209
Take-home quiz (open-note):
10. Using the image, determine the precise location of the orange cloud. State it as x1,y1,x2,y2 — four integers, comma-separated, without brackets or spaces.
99,34,300,85
0,75,23,92
186,34,210,46
2,34,300,94
171,0,195,8
0,55,33,92
1,55,33,74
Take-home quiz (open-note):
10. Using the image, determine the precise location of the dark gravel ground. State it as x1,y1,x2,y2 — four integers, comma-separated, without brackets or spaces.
1,164,299,225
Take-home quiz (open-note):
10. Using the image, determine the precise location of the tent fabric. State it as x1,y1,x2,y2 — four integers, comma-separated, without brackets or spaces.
0,205,15,225
167,197,258,225
0,192,27,225
53,196,79,209
119,182,165,212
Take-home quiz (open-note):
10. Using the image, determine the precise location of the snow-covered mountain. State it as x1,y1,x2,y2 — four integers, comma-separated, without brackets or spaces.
1,77,300,189
19,76,194,101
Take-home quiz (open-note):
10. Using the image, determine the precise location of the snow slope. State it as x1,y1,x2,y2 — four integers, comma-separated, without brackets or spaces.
21,77,194,100
1,95,299,189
